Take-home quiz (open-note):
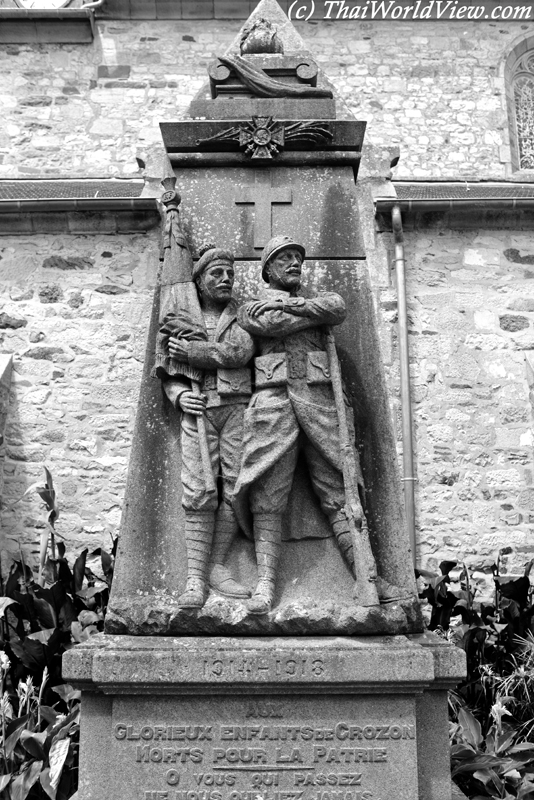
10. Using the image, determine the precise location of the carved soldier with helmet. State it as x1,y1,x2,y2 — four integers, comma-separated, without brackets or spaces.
233,235,373,615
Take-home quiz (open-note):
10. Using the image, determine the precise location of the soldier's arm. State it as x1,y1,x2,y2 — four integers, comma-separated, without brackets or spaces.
184,326,255,369
238,293,346,337
162,377,191,408
163,378,206,416
284,293,346,324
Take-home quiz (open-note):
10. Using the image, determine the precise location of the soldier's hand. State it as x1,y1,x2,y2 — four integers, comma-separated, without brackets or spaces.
248,298,284,317
168,336,190,361
179,391,207,416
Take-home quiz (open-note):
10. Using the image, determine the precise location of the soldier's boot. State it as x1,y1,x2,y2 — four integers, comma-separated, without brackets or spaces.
177,511,215,608
330,511,409,604
209,503,250,599
375,576,413,604
330,510,356,577
247,513,282,615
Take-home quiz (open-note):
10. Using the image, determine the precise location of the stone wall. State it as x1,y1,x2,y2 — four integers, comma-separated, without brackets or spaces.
0,17,533,180
2,11,534,585
384,215,534,592
0,232,158,568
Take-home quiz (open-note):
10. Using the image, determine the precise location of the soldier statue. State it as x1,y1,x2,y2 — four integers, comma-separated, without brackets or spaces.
160,245,255,608
233,235,374,615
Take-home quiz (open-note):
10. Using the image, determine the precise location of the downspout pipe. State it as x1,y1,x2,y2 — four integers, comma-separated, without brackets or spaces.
391,205,417,567
376,193,534,567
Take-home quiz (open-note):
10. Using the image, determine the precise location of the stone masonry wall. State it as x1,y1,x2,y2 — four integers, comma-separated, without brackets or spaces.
2,12,534,582
0,232,159,569
0,16,533,180
385,218,534,593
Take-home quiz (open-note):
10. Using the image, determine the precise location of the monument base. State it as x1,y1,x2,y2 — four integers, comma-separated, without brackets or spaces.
63,633,465,800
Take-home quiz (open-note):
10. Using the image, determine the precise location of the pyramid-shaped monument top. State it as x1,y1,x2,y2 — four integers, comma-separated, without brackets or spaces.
182,0,357,122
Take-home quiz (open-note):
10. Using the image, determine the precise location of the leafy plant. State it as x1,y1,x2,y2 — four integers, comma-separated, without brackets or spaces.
0,469,116,800
417,556,534,800
0,658,80,800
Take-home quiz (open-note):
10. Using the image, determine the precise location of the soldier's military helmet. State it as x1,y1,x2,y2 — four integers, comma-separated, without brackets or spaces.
192,243,234,281
260,236,306,282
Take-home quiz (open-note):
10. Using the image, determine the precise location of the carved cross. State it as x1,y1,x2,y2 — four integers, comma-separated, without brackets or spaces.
235,171,292,249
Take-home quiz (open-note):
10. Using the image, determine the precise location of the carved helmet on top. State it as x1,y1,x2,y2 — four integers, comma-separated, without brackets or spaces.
260,236,306,283
192,243,234,281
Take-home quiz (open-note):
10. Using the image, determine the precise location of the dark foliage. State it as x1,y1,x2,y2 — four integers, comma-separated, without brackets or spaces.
417,557,534,800
0,470,116,800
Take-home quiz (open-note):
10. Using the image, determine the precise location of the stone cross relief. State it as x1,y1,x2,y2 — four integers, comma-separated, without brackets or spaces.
235,170,293,249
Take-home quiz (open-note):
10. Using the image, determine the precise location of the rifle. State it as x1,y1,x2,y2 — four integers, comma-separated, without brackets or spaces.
325,328,379,607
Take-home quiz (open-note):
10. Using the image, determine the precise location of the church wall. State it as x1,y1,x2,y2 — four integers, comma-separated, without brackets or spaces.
396,218,534,593
2,12,534,583
0,231,159,567
1,18,533,180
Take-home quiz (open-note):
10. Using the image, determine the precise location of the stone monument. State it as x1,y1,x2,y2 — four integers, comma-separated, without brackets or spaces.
63,4,465,800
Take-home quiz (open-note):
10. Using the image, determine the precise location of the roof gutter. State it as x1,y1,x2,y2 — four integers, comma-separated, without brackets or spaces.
376,198,534,213
0,198,157,213
0,6,97,43
0,7,95,19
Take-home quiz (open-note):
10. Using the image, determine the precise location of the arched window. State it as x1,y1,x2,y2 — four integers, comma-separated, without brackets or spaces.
503,37,534,172
512,53,534,170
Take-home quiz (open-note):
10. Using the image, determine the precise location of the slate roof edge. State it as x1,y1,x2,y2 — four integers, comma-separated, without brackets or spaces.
0,177,145,182
375,181,534,212
0,198,158,213
0,8,94,18
392,180,534,189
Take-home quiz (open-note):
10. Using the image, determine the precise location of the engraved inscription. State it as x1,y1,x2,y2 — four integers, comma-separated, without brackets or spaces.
245,702,283,718
201,656,325,680
117,720,415,800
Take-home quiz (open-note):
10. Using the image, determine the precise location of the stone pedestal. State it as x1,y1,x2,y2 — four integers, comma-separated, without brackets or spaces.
63,632,465,800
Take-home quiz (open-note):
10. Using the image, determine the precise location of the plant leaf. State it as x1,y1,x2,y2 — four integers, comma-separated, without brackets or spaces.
72,550,87,595
32,598,57,630
39,767,56,800
5,714,31,758
48,738,70,790
10,760,43,800
57,596,79,632
47,706,80,741
453,756,502,776
517,779,534,800
26,628,55,645
51,684,81,704
459,706,483,748
77,610,100,628
440,560,458,575
20,730,47,760
39,529,49,583
70,621,85,643
39,706,61,725
504,768,522,781
0,597,18,617
0,775,11,792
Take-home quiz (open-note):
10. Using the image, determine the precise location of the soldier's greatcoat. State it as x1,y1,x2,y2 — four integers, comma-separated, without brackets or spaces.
233,287,363,537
